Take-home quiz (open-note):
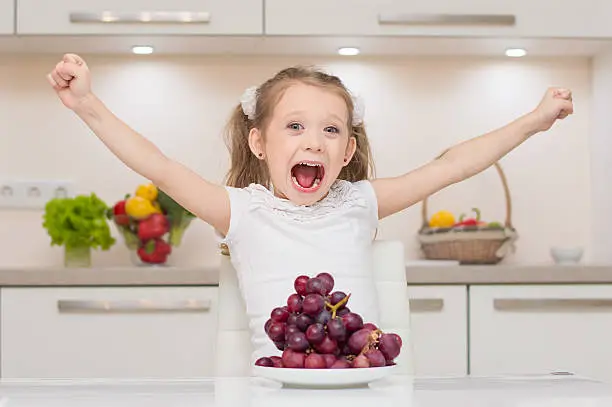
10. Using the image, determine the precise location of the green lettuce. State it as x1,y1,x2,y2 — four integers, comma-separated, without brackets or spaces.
42,193,116,250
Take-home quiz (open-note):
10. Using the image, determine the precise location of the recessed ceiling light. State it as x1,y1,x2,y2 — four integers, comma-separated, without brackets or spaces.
132,45,154,55
505,48,527,57
338,47,360,56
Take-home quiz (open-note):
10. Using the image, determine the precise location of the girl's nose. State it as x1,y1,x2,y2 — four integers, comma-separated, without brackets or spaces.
302,131,324,152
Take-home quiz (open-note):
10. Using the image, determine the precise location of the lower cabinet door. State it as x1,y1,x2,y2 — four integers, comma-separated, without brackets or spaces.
470,285,612,383
408,285,468,376
1,287,218,378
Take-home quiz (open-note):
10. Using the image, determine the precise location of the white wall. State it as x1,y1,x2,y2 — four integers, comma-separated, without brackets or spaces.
0,54,592,268
590,47,612,263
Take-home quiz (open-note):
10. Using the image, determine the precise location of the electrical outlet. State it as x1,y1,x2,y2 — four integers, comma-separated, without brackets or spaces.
0,181,19,209
0,180,75,210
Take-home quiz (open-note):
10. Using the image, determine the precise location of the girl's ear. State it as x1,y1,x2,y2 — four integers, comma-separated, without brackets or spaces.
343,136,357,166
248,128,265,159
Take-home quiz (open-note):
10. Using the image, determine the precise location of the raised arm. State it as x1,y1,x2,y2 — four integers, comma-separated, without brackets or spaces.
371,87,574,220
47,54,230,235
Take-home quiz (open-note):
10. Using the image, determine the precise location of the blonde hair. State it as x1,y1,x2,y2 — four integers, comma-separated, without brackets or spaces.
223,66,375,188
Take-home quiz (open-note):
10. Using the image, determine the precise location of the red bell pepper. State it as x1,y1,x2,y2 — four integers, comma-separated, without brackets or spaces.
137,213,169,240
112,198,130,226
454,208,485,227
137,238,172,264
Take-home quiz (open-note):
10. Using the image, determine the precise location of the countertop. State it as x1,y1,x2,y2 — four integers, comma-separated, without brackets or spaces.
0,264,611,286
0,374,611,406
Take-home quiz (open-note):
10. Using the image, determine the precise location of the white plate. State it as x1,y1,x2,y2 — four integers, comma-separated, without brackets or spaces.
252,365,396,388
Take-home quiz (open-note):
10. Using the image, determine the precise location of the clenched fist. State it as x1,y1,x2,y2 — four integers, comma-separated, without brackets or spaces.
46,53,92,110
531,87,574,133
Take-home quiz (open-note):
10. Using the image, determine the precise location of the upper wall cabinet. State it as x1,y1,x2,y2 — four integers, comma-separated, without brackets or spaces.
265,0,612,39
17,0,263,35
0,0,14,34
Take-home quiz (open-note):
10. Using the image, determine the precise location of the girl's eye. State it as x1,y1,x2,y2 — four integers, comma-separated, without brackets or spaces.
288,123,303,131
325,126,339,134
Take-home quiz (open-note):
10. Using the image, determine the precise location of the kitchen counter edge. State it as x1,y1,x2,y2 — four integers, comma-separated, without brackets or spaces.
0,265,611,286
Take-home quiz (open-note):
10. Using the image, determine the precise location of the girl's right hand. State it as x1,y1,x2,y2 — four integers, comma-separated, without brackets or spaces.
46,53,92,110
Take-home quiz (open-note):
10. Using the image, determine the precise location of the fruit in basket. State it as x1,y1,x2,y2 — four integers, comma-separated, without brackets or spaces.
454,207,486,228
255,272,403,369
486,221,504,229
428,210,455,228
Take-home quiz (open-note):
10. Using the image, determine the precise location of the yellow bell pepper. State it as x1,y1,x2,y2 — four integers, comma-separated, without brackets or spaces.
135,183,158,201
429,210,455,228
125,196,161,220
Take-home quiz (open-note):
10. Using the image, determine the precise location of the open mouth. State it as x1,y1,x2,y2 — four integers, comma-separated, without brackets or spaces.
291,161,325,192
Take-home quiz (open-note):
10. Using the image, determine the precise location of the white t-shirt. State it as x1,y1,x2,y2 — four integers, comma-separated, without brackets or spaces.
220,179,381,361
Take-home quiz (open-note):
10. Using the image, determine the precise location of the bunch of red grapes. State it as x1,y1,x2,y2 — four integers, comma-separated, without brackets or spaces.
255,272,402,369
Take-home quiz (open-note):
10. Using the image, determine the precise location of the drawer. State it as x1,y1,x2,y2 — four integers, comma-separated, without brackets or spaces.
17,0,263,35
265,0,612,39
408,285,468,376
1,287,218,378
470,285,612,382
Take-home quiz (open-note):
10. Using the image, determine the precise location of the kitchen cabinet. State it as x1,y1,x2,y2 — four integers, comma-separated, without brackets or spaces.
408,285,468,376
1,287,218,378
469,285,612,383
16,0,263,35
265,0,612,39
0,0,14,34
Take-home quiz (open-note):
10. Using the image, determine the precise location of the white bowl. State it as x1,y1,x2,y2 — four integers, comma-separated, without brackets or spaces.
252,365,396,388
550,247,583,264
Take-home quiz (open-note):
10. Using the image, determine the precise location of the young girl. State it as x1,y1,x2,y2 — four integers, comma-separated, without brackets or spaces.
47,54,573,361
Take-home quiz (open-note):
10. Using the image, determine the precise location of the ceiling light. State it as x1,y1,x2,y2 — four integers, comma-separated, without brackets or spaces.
132,45,154,55
505,48,527,57
338,47,360,56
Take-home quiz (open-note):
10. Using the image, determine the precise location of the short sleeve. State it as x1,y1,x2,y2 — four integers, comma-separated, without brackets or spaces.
352,180,379,230
215,185,252,245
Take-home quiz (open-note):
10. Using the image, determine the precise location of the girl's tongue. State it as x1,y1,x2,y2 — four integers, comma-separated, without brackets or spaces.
291,163,323,189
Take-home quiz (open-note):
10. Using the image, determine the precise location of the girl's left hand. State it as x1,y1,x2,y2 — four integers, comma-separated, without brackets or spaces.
532,87,574,132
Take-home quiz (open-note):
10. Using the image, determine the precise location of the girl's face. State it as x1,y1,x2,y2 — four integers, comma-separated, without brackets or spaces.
249,83,356,206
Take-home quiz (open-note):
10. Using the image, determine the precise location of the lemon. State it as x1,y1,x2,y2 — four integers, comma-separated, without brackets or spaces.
429,210,455,228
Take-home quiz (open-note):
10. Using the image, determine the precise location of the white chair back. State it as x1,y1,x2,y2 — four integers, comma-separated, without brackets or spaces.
214,240,414,376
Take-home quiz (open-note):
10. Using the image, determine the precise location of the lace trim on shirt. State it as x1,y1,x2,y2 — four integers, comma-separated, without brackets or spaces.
245,180,369,222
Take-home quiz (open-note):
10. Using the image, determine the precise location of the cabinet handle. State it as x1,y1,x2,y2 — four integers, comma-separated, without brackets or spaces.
410,298,444,312
494,298,612,312
378,13,516,26
57,299,211,313
69,11,210,24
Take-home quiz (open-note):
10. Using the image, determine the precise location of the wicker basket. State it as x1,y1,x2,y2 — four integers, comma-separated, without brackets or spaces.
417,157,518,265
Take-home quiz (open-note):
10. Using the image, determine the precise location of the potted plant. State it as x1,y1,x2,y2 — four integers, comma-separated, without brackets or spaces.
42,193,116,267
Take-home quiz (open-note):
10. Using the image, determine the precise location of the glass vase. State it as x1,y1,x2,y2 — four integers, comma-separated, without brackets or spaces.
64,245,92,268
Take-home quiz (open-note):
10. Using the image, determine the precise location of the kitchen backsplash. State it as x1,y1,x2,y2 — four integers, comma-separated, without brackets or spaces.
0,54,591,268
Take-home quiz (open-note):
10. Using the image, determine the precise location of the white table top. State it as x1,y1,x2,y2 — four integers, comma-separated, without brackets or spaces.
0,374,611,406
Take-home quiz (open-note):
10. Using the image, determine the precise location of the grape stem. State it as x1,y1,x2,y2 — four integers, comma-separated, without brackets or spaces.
360,329,382,355
325,293,351,319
